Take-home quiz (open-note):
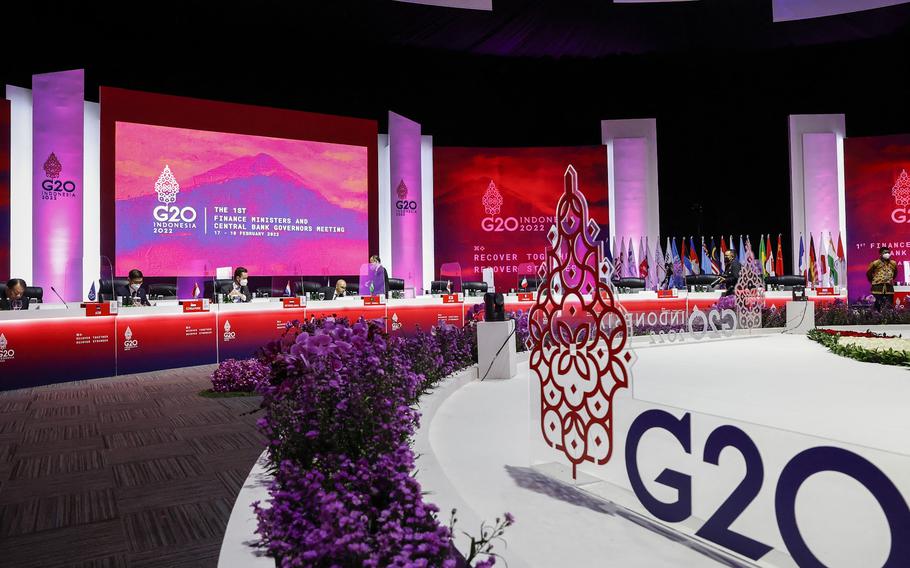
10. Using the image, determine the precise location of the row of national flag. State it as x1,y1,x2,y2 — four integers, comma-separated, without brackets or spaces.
603,233,845,290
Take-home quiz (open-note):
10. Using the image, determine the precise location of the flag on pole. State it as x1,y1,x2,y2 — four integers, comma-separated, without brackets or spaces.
798,234,806,280
87,281,97,301
627,237,637,277
765,234,775,277
759,234,767,277
682,238,692,276
618,237,627,279
285,281,292,297
689,236,700,275
836,232,846,286
192,282,201,299
612,236,621,280
776,234,784,277
808,234,818,286
828,231,840,286
738,235,746,265
700,237,711,275
639,236,649,282
818,232,831,286
719,236,727,273
655,239,667,289
745,235,754,265
670,237,684,288
710,237,721,275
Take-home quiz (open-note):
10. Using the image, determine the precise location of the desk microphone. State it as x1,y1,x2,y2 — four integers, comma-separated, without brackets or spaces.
50,286,69,308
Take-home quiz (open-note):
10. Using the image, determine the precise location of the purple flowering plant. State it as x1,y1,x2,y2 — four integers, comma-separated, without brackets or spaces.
210,357,270,392
252,316,510,567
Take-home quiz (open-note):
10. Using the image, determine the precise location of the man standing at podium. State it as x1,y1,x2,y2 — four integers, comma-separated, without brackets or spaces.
721,250,741,296
0,278,28,310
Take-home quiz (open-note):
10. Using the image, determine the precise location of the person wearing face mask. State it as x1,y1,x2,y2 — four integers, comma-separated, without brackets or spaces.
866,247,898,310
117,269,151,306
0,278,29,310
228,267,252,303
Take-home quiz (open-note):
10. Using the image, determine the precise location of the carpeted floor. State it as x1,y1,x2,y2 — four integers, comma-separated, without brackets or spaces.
0,365,266,568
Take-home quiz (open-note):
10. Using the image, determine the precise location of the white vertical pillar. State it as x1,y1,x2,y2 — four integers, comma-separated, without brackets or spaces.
420,135,434,294
788,114,846,274
378,134,392,272
601,119,660,246
6,85,32,282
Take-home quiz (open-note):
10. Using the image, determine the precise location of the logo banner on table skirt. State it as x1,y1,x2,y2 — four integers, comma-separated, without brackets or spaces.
116,312,217,375
433,146,609,291
0,316,115,390
32,69,84,301
0,99,9,281
217,307,306,360
387,303,463,336
389,112,423,294
844,134,910,302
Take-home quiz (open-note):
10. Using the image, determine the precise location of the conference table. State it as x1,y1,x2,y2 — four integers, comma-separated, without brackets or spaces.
0,288,898,391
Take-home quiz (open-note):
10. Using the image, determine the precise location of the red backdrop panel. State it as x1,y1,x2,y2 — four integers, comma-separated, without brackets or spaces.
0,99,9,282
433,146,609,291
844,134,910,302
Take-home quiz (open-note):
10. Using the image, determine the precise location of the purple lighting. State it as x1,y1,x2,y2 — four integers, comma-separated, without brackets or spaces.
389,112,423,294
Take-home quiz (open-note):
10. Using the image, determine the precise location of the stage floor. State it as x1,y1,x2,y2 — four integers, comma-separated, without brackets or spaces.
632,330,910,455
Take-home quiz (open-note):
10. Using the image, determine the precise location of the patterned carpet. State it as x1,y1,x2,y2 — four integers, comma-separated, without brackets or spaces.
0,366,266,568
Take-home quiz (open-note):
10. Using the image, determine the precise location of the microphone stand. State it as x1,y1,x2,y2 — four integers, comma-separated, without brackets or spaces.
50,286,69,308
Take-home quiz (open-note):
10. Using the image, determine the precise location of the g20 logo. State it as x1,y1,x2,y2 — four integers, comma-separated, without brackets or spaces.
223,321,236,342
890,208,910,223
626,410,910,566
41,179,76,193
395,200,418,211
0,348,14,361
153,205,198,223
481,216,519,232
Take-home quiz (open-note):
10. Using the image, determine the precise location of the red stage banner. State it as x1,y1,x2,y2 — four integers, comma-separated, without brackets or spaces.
433,146,609,291
116,312,216,374
217,307,306,360
0,315,116,389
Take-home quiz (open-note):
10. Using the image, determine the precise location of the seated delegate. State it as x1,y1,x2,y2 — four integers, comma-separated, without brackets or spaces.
115,269,151,306
0,278,29,311
226,267,252,303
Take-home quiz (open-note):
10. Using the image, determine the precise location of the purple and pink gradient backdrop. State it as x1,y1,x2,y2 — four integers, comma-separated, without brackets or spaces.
115,122,369,276
389,112,423,293
433,146,609,291
32,70,84,300
844,134,910,302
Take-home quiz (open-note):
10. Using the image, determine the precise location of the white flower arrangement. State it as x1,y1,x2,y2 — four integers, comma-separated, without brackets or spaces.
839,336,910,353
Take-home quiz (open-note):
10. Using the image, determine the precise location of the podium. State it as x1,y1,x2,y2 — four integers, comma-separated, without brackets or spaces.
785,300,815,334
477,320,517,380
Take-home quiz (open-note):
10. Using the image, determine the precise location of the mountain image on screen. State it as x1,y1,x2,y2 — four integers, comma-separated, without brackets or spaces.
116,153,367,276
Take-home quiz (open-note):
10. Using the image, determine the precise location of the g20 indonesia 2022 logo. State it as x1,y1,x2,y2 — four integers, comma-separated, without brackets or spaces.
39,152,78,200
223,320,236,342
394,179,418,216
0,333,15,362
891,170,910,223
122,326,139,351
153,165,197,233
480,180,552,233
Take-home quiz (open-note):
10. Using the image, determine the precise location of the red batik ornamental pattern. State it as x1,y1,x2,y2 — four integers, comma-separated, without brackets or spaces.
529,165,632,478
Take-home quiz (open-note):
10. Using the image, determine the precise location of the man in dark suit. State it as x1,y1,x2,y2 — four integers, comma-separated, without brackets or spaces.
332,279,348,299
116,269,151,306
0,278,29,311
721,250,741,296
227,266,252,303
369,254,389,296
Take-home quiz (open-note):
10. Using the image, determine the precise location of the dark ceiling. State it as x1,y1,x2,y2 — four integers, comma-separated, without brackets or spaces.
4,0,910,266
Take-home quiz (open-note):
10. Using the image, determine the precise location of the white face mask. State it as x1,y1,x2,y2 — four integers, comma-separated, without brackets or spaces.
239,278,248,286
883,254,891,260
130,283,141,291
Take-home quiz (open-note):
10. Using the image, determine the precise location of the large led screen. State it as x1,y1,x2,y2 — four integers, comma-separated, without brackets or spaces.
114,122,369,276
434,146,609,290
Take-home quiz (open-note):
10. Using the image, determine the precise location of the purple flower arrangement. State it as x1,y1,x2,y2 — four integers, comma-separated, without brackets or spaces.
252,317,509,567
210,358,270,392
